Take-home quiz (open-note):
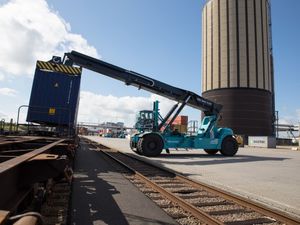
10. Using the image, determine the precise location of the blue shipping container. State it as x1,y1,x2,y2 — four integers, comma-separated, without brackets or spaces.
27,62,81,127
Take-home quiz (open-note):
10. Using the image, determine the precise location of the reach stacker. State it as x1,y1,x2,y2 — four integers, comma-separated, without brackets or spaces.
49,51,239,157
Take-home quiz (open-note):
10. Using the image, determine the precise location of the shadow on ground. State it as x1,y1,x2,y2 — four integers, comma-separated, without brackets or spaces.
70,142,175,225
126,151,290,167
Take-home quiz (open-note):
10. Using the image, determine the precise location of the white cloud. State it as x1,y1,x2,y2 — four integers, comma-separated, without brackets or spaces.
0,0,99,79
278,109,300,125
0,111,8,120
278,118,288,125
78,92,176,126
0,87,18,96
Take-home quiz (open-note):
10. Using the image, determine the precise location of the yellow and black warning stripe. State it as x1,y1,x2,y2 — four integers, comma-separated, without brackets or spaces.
36,61,82,75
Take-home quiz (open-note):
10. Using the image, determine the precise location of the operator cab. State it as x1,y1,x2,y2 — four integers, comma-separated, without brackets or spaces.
198,115,217,137
134,110,154,131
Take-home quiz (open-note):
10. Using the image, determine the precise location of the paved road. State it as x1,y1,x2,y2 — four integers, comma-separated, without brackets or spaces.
70,141,177,225
84,136,300,218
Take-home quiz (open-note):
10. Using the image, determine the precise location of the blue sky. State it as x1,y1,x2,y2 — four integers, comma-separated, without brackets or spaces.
0,0,299,126
48,0,203,96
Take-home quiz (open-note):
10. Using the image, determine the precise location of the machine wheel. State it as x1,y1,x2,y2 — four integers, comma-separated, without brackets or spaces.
220,136,238,156
130,139,141,155
136,138,144,155
130,139,135,150
204,149,219,155
137,134,163,157
129,140,135,151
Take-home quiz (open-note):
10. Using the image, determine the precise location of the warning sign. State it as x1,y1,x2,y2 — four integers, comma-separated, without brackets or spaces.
49,108,56,115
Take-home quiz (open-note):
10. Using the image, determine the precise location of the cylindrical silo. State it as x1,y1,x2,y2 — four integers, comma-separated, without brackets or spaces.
201,0,275,136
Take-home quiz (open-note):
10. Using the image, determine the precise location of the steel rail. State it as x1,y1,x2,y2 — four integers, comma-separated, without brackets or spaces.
0,139,65,174
175,175,300,225
98,148,223,225
119,151,300,225
85,139,300,225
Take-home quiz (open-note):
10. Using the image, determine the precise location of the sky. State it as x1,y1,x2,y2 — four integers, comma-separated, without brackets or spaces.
0,0,299,127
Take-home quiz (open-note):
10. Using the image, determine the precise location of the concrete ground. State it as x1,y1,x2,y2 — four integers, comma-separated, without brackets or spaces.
84,136,300,218
70,141,177,225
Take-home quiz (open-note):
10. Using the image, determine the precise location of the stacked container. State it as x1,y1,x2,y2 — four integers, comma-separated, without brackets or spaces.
168,116,188,133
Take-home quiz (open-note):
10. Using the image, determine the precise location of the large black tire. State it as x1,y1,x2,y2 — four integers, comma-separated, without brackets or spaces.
204,149,219,155
220,136,238,156
130,139,142,155
137,134,163,157
130,139,136,150
136,138,144,155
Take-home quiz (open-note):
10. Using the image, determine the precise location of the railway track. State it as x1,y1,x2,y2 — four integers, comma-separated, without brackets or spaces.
86,139,300,225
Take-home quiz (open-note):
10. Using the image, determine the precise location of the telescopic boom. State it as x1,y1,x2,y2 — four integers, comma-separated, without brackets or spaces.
64,51,222,116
